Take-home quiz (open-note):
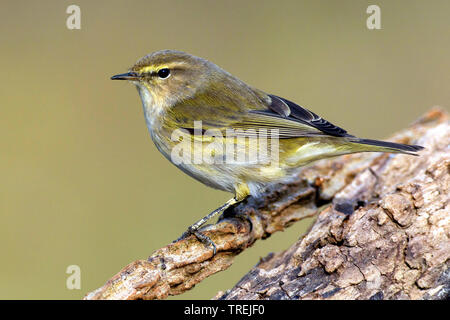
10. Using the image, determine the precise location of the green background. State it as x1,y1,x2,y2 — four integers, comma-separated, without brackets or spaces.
0,0,448,299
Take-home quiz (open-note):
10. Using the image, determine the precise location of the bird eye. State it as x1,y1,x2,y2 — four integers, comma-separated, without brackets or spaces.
157,68,170,79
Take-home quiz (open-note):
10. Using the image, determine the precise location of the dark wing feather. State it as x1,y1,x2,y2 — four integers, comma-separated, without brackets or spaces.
169,88,352,139
266,95,351,137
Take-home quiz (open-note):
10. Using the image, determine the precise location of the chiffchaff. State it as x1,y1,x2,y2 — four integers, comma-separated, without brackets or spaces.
111,50,423,253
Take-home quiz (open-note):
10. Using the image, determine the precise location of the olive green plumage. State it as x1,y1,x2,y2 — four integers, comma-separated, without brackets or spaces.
111,50,423,250
112,50,422,199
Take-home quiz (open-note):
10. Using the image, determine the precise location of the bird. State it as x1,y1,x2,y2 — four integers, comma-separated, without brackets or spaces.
111,50,423,253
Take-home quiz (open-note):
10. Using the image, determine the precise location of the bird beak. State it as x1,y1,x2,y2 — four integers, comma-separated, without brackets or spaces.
110,72,140,81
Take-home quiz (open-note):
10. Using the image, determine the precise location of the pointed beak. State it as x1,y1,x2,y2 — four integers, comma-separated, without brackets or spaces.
110,72,140,81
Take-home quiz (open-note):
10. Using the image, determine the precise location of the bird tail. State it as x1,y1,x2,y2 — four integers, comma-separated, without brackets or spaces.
349,138,424,156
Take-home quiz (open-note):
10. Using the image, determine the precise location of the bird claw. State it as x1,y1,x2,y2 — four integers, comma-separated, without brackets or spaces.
174,227,217,256
192,231,217,256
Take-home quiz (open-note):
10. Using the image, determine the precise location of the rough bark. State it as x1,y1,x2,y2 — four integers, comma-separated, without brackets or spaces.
85,108,449,300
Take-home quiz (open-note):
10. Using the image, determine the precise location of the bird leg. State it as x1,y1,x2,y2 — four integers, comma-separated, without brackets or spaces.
176,198,238,255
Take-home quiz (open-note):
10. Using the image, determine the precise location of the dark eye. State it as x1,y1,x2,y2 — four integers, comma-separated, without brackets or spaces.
157,68,170,79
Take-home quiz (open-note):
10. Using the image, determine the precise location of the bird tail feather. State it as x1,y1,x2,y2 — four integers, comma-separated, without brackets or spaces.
349,138,424,156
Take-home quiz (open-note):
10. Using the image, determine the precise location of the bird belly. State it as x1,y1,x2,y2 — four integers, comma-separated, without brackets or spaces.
149,127,288,196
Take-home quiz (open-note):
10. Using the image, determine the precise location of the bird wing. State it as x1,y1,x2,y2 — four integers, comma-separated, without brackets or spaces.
167,88,352,139
235,92,352,138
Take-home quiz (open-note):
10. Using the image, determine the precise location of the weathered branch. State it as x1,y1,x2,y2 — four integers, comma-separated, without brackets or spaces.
216,108,449,300
85,108,448,300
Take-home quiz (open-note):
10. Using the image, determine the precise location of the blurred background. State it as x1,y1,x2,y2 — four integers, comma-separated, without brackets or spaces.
0,0,448,299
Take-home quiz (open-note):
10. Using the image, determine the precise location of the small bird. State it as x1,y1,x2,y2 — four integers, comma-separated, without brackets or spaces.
111,50,423,253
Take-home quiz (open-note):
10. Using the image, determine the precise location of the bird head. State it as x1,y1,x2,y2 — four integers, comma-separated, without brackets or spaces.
111,50,219,111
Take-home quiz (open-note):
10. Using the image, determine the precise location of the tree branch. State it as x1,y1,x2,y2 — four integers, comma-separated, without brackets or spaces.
85,108,448,300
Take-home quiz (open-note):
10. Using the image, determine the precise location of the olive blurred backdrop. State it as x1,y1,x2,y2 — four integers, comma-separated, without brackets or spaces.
0,0,449,299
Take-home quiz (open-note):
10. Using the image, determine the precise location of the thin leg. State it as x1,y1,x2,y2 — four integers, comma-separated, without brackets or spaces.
176,198,238,255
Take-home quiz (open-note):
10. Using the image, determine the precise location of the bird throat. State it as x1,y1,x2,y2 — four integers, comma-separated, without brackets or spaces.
136,84,164,131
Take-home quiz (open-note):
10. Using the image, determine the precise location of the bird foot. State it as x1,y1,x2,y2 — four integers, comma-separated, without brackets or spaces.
175,226,217,256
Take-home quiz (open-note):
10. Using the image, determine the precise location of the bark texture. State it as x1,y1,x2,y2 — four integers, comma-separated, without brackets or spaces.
85,108,449,300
